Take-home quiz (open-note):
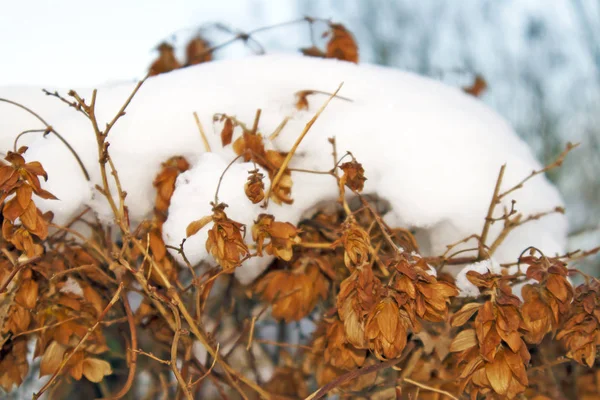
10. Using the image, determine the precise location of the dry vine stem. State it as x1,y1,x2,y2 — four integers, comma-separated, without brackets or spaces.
65,74,270,399
3,21,600,400
264,82,343,206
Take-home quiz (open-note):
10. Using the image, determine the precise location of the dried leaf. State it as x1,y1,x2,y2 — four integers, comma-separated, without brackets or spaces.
452,302,482,327
463,75,487,97
82,358,113,383
450,329,477,352
301,46,326,58
186,215,212,237
326,23,359,63
221,117,234,147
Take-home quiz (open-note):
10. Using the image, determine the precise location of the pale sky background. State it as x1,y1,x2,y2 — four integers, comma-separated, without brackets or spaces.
0,0,311,87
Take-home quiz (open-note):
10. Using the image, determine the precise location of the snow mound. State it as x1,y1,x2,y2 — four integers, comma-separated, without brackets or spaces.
0,54,567,285
455,258,502,298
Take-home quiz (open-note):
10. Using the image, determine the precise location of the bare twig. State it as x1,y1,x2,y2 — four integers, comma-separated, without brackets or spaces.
0,97,90,180
402,378,459,400
478,165,505,259
167,301,193,400
264,83,343,207
193,112,211,152
101,293,138,400
304,357,404,400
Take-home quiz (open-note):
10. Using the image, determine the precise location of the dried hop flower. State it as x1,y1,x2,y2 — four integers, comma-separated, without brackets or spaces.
186,203,249,271
339,160,366,192
252,214,300,261
339,220,371,269
244,169,265,204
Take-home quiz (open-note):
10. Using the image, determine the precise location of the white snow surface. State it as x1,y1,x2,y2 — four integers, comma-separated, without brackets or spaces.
0,54,567,285
455,258,502,298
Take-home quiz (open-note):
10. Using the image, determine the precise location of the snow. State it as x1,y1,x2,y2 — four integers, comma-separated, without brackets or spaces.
59,277,84,297
0,54,568,286
455,258,502,297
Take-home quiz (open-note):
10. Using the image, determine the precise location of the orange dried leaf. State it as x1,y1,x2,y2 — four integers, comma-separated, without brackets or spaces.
301,46,326,58
450,329,477,352
326,23,359,63
339,160,367,192
186,215,212,237
452,302,482,327
221,117,234,147
15,278,38,309
185,36,212,66
149,42,181,76
82,358,112,383
463,75,487,97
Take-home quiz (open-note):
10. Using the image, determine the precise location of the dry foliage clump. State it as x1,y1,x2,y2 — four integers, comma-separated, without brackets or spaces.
0,19,599,400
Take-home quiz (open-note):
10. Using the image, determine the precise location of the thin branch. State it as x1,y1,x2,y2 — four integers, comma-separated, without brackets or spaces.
304,357,404,400
0,97,90,181
131,349,171,365
499,142,578,201
479,164,505,259
402,378,459,400
193,112,211,152
167,301,194,400
264,82,343,207
101,293,138,400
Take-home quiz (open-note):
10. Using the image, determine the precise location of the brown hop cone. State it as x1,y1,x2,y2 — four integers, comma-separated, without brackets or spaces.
339,160,367,192
467,347,529,399
521,284,555,344
205,203,249,271
256,261,328,322
185,35,212,66
232,130,294,204
326,23,359,63
324,319,367,369
0,338,29,392
252,214,300,261
365,297,409,359
463,75,487,97
244,169,265,204
337,265,382,348
149,42,181,76
557,280,600,367
153,156,189,223
338,220,371,269
264,351,308,397
264,366,308,398
304,321,373,391
525,256,574,318
451,271,530,399
391,258,458,323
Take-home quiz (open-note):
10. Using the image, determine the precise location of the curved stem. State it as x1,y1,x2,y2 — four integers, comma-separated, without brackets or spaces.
0,97,91,181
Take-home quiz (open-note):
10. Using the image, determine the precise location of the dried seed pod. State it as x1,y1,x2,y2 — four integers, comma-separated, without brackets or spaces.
339,160,366,192
252,214,300,261
149,42,181,76
326,23,359,63
244,169,265,204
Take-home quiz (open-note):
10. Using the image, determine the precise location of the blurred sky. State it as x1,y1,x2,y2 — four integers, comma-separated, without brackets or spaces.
0,0,307,87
